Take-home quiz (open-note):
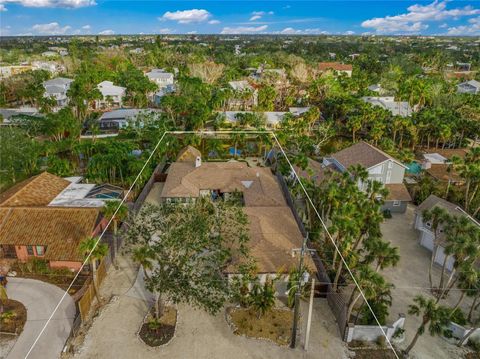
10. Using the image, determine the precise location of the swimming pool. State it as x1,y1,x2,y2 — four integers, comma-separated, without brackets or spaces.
406,161,422,175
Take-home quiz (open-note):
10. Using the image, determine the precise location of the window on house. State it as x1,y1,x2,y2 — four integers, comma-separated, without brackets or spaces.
26,246,34,255
36,246,45,256
393,200,401,207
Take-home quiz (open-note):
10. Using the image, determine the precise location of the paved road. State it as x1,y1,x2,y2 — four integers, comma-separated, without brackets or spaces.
5,277,75,359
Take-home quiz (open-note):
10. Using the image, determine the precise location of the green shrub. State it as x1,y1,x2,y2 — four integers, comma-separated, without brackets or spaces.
383,209,392,219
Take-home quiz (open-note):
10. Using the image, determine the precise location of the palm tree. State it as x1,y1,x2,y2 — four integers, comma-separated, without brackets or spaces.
79,237,109,304
132,246,155,281
422,207,449,289
363,239,400,272
346,265,392,323
404,295,451,355
102,200,128,236
101,200,128,264
450,265,479,316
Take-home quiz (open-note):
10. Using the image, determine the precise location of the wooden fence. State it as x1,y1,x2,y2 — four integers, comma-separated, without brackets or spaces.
78,259,108,322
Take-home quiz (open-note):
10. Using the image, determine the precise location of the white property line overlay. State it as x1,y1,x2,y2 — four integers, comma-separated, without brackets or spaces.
270,132,399,359
24,130,398,359
23,132,169,358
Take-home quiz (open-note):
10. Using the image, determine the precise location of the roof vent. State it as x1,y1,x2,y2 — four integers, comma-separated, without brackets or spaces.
241,181,253,189
195,156,201,168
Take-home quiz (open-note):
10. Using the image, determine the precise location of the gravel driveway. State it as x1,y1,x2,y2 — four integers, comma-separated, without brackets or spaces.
4,277,75,359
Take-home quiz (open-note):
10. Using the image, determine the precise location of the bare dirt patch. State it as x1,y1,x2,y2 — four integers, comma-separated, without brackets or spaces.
0,299,27,335
139,306,177,347
227,307,293,346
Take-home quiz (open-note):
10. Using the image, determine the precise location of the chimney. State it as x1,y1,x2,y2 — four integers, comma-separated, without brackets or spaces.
195,156,202,168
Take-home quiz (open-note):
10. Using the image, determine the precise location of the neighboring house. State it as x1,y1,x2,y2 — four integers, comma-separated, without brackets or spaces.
414,195,480,271
228,80,258,110
43,77,74,109
160,147,314,281
420,151,464,185
153,84,176,105
0,107,41,125
96,108,159,131
457,80,480,94
95,81,126,109
362,96,413,117
217,107,310,129
31,61,65,74
318,62,353,77
145,69,174,89
319,141,411,213
0,172,114,271
250,65,288,86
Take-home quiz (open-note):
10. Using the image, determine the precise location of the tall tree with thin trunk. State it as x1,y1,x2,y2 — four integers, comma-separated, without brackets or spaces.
79,237,109,304
404,295,451,356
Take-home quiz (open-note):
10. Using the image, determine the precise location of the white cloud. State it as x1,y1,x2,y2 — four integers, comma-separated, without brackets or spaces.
0,4,7,10
158,28,173,34
0,0,95,8
220,25,268,34
439,23,448,28
187,30,197,34
208,19,220,25
98,29,114,35
446,16,480,35
283,5,291,10
161,9,211,24
249,10,274,21
82,24,91,30
278,27,327,35
361,1,480,33
32,22,71,34
345,30,355,35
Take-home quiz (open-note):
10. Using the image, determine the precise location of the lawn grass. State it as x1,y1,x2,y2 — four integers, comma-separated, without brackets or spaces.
227,307,293,346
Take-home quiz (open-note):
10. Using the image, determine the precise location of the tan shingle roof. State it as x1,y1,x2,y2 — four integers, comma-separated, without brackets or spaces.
240,206,307,273
176,146,202,162
385,184,412,202
293,158,339,185
162,154,311,274
331,141,402,170
0,172,70,207
318,62,352,72
0,207,99,262
161,162,286,207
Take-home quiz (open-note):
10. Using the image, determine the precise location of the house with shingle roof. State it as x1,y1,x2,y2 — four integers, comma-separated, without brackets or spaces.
457,80,480,95
319,141,411,213
43,77,73,109
0,172,116,271
227,80,258,110
414,195,480,271
160,148,313,278
95,81,126,109
318,62,352,77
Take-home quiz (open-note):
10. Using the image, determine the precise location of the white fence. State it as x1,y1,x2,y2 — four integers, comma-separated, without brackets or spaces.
449,322,480,345
344,314,405,343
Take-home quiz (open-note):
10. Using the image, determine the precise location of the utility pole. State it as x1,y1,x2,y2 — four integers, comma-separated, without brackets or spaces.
304,277,315,350
290,233,313,349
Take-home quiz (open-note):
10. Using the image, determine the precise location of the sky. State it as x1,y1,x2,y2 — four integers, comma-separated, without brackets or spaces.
0,0,480,37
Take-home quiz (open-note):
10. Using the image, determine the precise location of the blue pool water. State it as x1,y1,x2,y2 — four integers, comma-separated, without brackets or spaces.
406,161,422,175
